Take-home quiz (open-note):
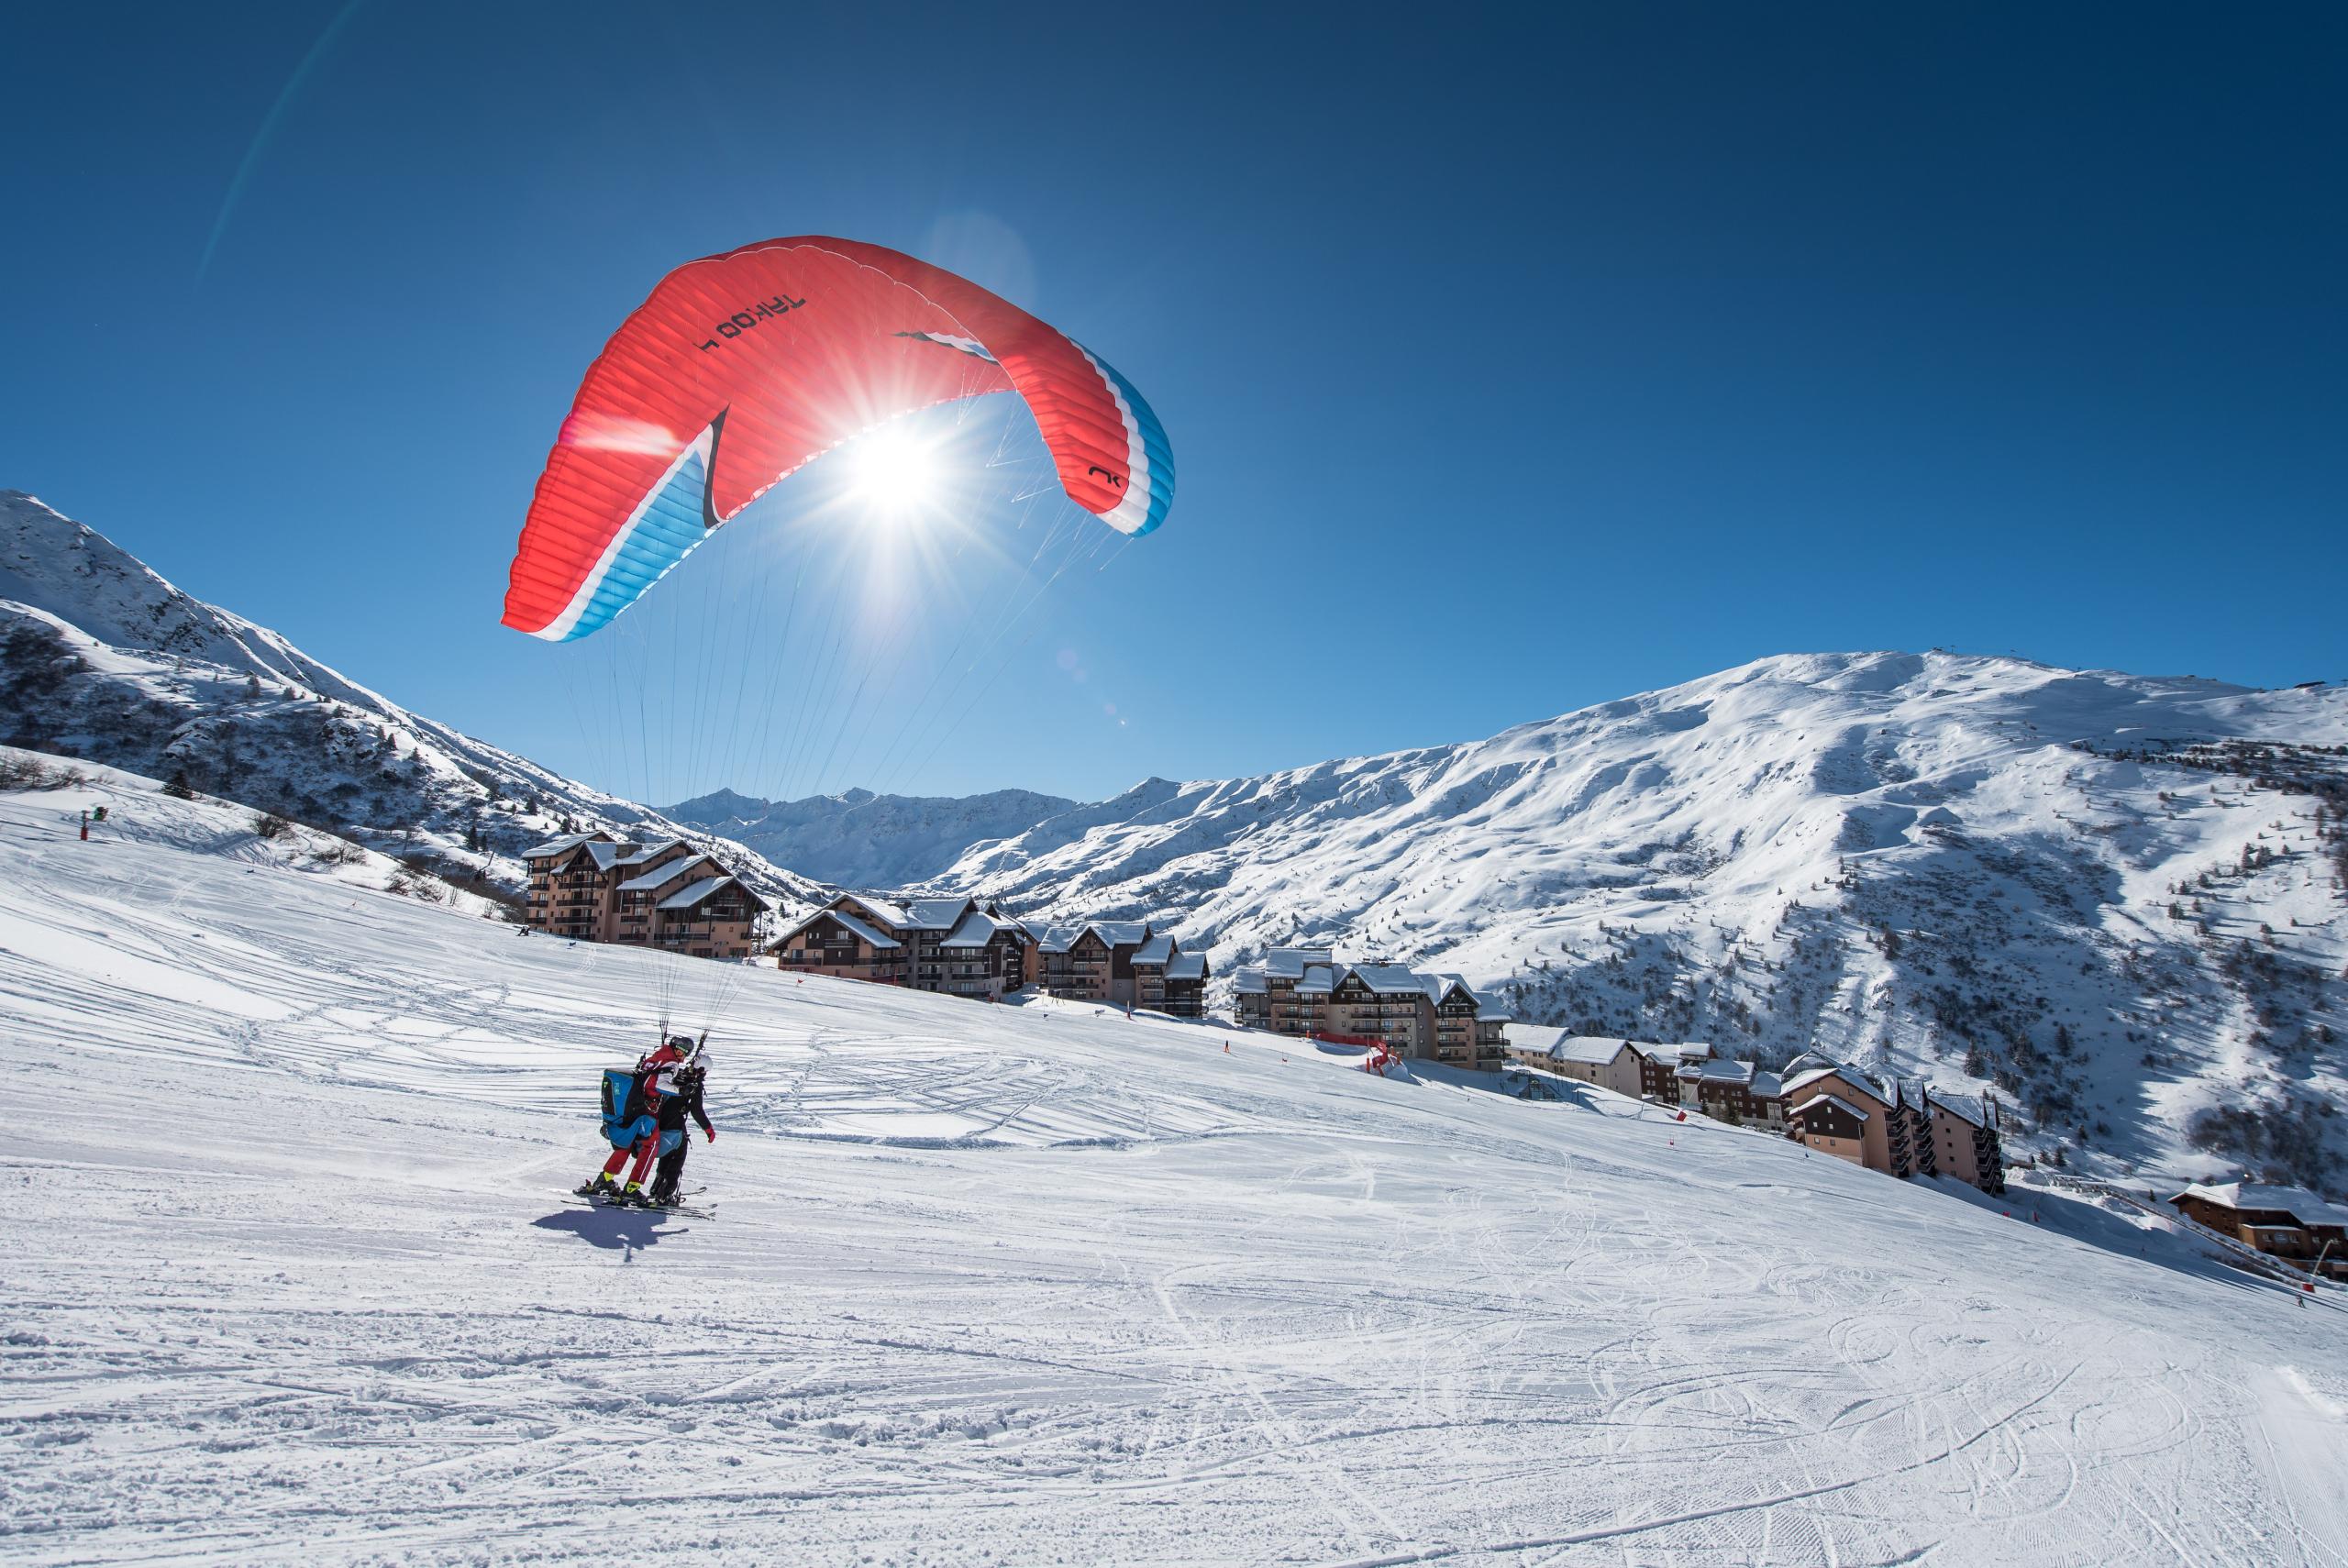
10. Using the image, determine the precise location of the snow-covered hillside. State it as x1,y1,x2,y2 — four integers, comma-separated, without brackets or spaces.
0,490,820,911
943,652,2348,1188
5,756,2345,1565
665,782,1077,889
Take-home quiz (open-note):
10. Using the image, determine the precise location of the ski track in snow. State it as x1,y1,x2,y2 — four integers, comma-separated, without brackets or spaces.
3,774,2346,1565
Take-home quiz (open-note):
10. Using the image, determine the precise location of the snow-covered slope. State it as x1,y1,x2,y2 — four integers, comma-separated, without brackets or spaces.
664,782,1077,889
0,490,820,911
945,651,2348,1187
5,756,2345,1564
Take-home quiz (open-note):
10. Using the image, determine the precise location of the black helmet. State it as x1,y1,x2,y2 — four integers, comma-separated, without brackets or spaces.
668,1034,696,1055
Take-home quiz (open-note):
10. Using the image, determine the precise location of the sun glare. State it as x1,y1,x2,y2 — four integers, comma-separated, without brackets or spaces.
846,426,940,520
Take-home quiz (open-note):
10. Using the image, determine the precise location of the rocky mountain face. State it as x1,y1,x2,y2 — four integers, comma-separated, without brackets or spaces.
0,490,820,912
663,783,1077,889
939,651,2348,1187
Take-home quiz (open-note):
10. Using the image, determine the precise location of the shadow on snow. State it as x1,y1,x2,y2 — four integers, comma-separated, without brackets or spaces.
530,1204,697,1253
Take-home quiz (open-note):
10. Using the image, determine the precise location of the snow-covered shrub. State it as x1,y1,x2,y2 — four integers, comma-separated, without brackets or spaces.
0,753,87,790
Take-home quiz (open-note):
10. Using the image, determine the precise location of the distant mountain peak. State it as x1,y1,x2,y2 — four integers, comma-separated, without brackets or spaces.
659,781,1082,888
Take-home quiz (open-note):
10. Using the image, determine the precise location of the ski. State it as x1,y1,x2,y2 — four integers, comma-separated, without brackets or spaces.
564,1189,714,1219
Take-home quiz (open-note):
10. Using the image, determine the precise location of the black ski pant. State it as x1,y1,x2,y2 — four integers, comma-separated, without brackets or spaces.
651,1139,689,1201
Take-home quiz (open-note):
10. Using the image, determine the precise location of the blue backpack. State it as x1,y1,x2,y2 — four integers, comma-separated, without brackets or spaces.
600,1068,649,1136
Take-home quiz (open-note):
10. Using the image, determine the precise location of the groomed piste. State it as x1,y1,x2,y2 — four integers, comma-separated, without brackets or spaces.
4,756,2345,1566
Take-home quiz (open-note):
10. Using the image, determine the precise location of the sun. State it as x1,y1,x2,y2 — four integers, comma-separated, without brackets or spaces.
845,425,940,521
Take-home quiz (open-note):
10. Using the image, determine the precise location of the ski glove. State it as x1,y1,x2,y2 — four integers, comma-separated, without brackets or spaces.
704,1129,716,1144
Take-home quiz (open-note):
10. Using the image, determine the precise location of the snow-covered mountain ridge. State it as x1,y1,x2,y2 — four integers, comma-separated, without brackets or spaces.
663,782,1077,888
939,650,2348,1187
0,490,820,910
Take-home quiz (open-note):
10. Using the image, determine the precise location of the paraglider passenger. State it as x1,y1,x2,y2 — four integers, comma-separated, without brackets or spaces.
647,1058,714,1208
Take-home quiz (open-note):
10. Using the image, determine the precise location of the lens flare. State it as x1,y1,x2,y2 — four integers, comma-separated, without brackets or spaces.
847,425,940,520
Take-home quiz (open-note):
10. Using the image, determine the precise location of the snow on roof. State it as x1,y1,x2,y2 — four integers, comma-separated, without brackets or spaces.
1265,946,1334,979
523,832,601,859
906,897,975,932
1750,1071,1784,1099
1232,966,1268,994
657,875,740,911
1546,1037,1634,1066
1925,1090,1987,1128
618,855,707,892
1783,1066,1883,1104
1629,1040,1703,1065
1132,933,1176,966
1039,922,1144,952
1697,1059,1754,1085
1798,1093,1873,1124
614,838,685,866
824,910,901,949
778,907,903,949
1352,963,1424,995
939,910,1002,948
1297,965,1337,994
2172,1183,2348,1229
1165,952,1208,980
1427,973,1507,1018
834,892,914,929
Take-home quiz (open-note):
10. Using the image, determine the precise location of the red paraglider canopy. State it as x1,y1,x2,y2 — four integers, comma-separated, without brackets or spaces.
503,237,1173,642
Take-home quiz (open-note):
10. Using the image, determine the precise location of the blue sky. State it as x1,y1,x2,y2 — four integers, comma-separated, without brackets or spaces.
5,2,2342,805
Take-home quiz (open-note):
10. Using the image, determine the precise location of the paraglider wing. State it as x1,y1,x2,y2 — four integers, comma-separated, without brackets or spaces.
502,237,1173,642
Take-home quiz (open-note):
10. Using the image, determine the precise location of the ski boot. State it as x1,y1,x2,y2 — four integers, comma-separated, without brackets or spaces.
575,1174,620,1200
612,1183,651,1209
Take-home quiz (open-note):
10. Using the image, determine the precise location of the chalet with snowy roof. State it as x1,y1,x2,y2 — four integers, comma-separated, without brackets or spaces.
1782,1066,1899,1171
2167,1183,2348,1280
1790,1092,1873,1164
1428,974,1508,1069
772,892,1036,999
1673,1056,1788,1130
521,831,765,959
1129,932,1211,1018
1514,1036,1646,1099
1231,946,1335,1034
1630,1040,1712,1102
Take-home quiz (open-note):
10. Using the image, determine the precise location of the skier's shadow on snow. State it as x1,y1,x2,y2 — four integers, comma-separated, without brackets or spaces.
532,1207,691,1254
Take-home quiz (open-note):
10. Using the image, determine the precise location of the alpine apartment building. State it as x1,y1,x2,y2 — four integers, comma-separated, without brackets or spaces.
772,893,1038,1000
521,832,768,960
1508,1035,2007,1195
2166,1182,2348,1281
1230,947,1510,1071
1778,1054,2007,1195
774,900,1210,1013
1033,921,1210,1014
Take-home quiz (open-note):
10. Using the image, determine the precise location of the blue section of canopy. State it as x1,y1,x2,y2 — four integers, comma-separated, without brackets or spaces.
1091,352,1175,538
559,447,710,641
